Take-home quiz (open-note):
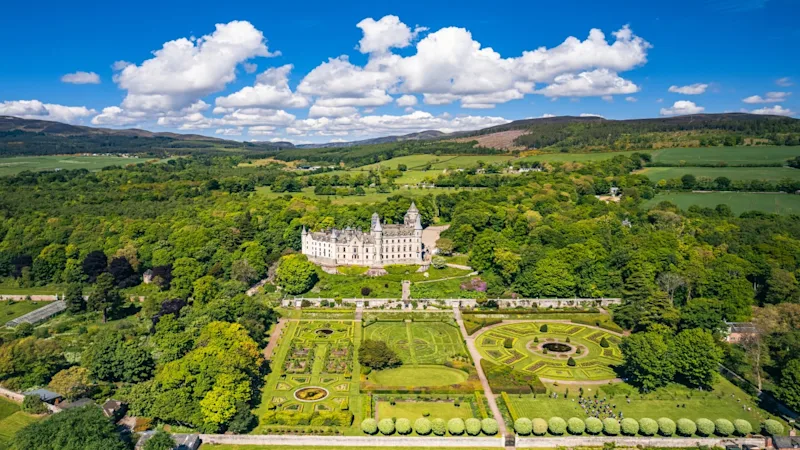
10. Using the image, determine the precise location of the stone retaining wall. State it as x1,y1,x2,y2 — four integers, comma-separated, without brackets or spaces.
199,434,505,447
516,436,767,448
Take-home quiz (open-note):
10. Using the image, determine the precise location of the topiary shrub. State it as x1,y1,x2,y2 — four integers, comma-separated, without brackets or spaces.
540,324,549,332
600,337,610,348
532,418,548,436
762,419,784,436
621,418,639,435
432,257,447,269
585,417,603,434
396,418,412,435
639,418,658,436
482,418,499,435
515,418,533,436
361,418,378,435
696,418,715,436
567,417,585,435
448,418,465,435
548,417,567,435
414,418,432,435
603,418,620,436
378,418,395,435
465,418,482,436
715,419,734,437
677,418,697,436
431,418,447,436
657,417,676,436
567,357,576,367
733,419,752,436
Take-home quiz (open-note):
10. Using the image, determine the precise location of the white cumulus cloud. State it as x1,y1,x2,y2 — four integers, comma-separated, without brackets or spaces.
660,100,705,116
776,77,793,87
356,15,426,54
215,64,309,109
668,83,708,95
742,92,790,104
536,69,639,97
0,100,96,124
749,105,795,116
396,94,418,107
61,71,101,84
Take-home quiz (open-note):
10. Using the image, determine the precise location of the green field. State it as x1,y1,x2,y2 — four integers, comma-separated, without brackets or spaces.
0,155,154,177
0,300,51,325
639,166,800,182
255,186,480,205
507,379,777,433
644,192,800,215
376,399,474,420
650,145,800,165
359,154,514,171
362,321,468,365
475,322,623,381
0,397,39,450
518,150,646,164
369,365,469,387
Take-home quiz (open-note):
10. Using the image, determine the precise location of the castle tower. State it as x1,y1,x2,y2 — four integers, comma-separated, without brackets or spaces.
370,212,383,265
404,202,420,227
301,225,308,255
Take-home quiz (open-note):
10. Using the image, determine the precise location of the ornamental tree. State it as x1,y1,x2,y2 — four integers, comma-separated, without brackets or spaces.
448,418,465,435
361,418,378,434
465,418,482,436
396,418,411,435
378,418,395,435
567,417,585,435
532,418,548,435
677,418,696,436
431,418,447,436
514,418,532,435
482,418,498,435
548,417,567,435
603,418,620,436
275,254,318,295
696,418,715,436
585,417,603,434
658,417,676,436
715,419,734,436
762,419,784,436
621,418,639,435
414,418,432,435
639,418,658,436
733,419,752,436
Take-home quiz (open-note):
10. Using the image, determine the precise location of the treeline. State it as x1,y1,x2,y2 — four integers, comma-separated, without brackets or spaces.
654,173,800,193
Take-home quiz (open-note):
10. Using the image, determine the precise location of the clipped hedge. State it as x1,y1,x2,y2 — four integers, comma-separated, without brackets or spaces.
733,419,752,436
657,417,676,436
482,418,499,435
696,418,715,436
677,418,697,436
763,419,784,436
548,417,567,435
432,418,447,436
361,418,378,435
567,417,585,435
396,418,412,435
448,418,465,435
715,419,734,437
585,417,603,434
414,418,432,435
621,418,639,436
515,418,532,436
378,418,395,435
639,418,658,436
532,418,548,436
465,418,482,436
603,418,620,436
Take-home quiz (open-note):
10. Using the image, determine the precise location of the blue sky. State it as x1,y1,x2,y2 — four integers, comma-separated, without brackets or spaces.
0,0,797,143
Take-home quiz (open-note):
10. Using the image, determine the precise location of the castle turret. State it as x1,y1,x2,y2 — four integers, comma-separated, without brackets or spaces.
370,212,383,265
404,202,420,227
301,225,308,255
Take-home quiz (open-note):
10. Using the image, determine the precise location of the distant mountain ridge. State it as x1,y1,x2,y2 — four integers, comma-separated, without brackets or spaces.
296,130,447,148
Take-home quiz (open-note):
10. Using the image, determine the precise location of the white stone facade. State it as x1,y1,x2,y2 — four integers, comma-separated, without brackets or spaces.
301,203,424,268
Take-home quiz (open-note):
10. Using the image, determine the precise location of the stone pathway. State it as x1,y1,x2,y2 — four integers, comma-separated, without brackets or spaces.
401,280,411,301
453,305,508,437
445,263,473,271
262,318,288,361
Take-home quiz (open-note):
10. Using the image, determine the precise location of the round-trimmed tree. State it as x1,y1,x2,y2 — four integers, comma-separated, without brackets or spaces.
482,418,498,436
733,419,752,436
567,417,585,435
715,419,734,437
639,418,658,436
432,418,447,436
532,418,548,436
414,418,432,435
361,418,378,435
696,418,715,436
396,418,412,435
465,418,482,436
677,418,697,436
548,417,567,435
657,418,676,436
763,419,784,436
515,418,533,436
585,417,603,434
621,418,639,435
448,418,466,435
603,418,620,436
275,254,318,295
378,418,395,435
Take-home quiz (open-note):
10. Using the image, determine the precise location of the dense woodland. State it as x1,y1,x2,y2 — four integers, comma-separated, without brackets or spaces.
0,135,800,442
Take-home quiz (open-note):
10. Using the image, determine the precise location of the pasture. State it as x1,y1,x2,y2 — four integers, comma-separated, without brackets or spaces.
638,166,800,182
644,192,800,215
359,154,514,171
650,145,800,165
0,155,152,177
475,322,623,382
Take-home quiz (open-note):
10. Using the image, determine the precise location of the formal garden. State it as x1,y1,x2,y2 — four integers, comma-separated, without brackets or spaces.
475,322,624,382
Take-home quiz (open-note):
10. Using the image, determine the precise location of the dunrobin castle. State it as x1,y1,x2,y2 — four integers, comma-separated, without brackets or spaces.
301,203,424,269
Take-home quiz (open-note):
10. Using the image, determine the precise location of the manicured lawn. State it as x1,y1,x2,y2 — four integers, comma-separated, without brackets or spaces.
0,155,153,177
0,406,39,450
644,192,800,215
305,266,472,299
507,379,780,433
376,400,474,420
475,322,623,382
369,365,469,387
362,321,468,365
650,145,800,166
0,300,52,325
0,397,20,421
639,166,800,182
